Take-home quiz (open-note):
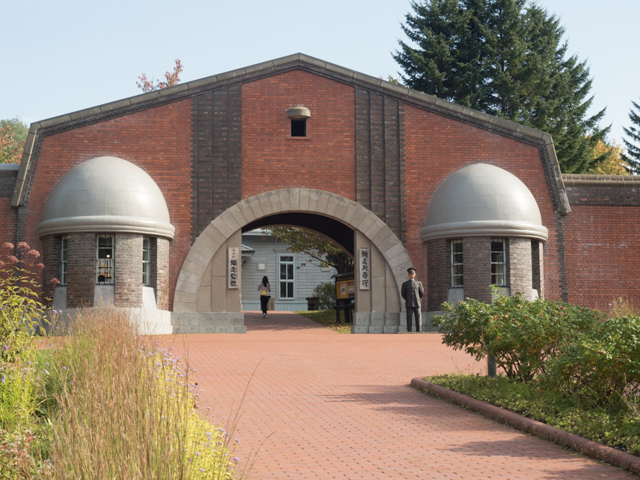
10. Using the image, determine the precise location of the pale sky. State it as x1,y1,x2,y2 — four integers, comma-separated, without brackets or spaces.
1,0,637,144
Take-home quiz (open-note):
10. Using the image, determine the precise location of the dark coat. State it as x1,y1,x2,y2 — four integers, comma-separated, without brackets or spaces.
401,279,424,308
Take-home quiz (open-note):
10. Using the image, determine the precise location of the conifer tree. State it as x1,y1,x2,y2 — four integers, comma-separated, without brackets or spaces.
394,0,610,173
622,99,640,174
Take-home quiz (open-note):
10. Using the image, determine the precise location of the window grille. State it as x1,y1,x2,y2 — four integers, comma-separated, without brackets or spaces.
142,237,150,286
451,240,463,287
60,235,68,286
96,235,114,284
491,239,507,286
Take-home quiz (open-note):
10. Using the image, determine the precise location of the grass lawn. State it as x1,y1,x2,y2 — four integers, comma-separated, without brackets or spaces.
297,310,352,334
425,374,640,457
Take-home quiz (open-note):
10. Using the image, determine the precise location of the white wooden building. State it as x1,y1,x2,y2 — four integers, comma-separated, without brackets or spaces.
240,229,336,312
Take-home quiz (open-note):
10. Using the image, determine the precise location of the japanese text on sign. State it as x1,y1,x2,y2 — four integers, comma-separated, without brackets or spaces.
228,247,239,289
359,248,370,290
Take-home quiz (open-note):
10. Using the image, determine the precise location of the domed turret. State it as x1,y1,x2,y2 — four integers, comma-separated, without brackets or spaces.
420,163,547,242
37,156,174,239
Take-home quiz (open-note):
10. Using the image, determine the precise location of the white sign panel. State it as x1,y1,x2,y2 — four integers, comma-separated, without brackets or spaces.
359,248,370,290
228,247,240,289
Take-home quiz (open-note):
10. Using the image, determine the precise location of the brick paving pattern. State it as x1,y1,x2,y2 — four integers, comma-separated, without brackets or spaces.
165,312,636,479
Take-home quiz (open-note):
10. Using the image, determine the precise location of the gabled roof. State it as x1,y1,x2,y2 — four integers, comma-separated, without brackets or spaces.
12,53,568,212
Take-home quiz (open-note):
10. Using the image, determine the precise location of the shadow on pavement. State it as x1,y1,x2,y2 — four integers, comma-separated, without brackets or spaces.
243,311,342,333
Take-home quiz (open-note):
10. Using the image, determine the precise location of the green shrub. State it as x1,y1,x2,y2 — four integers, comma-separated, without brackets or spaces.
313,281,336,310
431,292,601,381
0,241,55,477
0,426,53,479
543,315,640,407
0,242,49,364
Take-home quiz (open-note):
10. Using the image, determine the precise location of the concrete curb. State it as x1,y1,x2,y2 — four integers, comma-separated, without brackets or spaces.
411,378,640,475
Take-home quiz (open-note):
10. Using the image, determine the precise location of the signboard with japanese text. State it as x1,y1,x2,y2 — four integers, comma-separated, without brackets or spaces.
228,247,239,289
359,248,370,290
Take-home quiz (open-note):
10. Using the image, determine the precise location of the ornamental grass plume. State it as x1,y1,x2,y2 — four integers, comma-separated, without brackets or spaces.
46,308,240,479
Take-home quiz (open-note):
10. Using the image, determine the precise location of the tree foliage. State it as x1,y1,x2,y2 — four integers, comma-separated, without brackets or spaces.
622,98,640,174
586,140,629,175
136,59,183,93
269,226,354,274
0,118,28,164
313,281,336,310
394,0,610,173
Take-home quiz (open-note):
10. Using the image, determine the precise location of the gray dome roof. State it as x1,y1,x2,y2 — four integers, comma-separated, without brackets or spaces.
37,156,175,239
420,163,548,242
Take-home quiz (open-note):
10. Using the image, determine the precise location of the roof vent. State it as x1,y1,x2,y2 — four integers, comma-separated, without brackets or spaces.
286,106,311,120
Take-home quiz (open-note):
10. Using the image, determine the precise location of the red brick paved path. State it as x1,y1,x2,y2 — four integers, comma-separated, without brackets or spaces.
167,312,636,479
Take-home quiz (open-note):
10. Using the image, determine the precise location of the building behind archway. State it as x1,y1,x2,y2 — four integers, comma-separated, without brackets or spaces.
1,54,638,333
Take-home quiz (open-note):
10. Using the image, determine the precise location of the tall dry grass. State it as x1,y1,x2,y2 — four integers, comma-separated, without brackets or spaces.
44,309,238,479
608,296,640,319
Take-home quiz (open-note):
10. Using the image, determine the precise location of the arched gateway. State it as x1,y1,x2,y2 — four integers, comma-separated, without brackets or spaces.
173,188,412,334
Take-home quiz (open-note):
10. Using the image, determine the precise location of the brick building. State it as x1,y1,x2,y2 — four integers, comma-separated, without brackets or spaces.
1,53,638,333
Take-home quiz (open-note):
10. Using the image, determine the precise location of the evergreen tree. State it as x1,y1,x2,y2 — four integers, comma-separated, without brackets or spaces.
394,0,610,173
622,99,640,174
394,0,484,107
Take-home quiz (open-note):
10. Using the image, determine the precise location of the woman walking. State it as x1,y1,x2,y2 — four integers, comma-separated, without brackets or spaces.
258,276,271,318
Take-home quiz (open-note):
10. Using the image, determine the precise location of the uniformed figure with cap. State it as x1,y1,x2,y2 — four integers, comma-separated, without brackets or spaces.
401,267,424,332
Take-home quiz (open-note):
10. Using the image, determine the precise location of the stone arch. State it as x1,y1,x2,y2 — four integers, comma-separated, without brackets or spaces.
173,188,413,332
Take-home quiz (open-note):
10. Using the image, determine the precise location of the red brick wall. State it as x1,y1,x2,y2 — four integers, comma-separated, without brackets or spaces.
402,105,563,301
0,199,16,246
0,170,17,246
563,205,640,310
241,70,356,200
20,100,194,309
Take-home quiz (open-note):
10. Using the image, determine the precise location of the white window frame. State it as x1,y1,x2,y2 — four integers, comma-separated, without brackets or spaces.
96,234,114,285
491,238,507,287
60,235,68,286
451,239,463,288
278,253,296,300
142,237,151,286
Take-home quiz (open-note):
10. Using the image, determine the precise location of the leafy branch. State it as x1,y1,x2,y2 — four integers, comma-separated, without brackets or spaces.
269,226,354,273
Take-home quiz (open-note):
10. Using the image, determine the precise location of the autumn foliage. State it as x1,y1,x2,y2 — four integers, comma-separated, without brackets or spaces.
0,121,26,164
136,59,183,93
588,140,629,175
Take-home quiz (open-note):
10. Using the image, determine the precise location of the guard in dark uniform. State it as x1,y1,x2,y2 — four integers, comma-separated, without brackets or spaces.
401,267,424,332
